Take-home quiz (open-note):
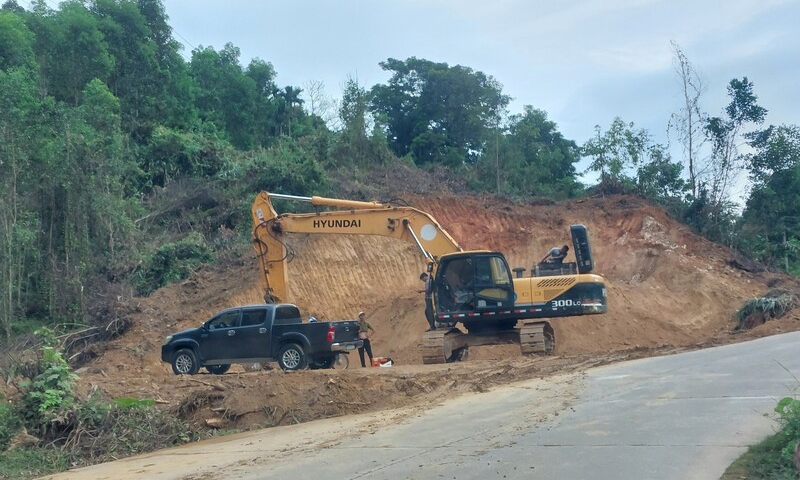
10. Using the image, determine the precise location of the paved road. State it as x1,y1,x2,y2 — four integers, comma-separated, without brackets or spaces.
42,331,800,480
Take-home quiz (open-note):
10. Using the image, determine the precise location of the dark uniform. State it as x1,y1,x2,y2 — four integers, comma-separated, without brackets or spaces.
357,312,374,367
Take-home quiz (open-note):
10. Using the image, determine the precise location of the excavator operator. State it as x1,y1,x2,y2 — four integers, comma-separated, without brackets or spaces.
541,245,569,264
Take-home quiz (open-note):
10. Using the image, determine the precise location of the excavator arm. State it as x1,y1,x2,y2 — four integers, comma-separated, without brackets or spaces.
251,191,462,303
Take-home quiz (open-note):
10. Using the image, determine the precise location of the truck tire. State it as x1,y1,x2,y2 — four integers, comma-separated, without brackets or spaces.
171,348,199,375
206,364,231,375
278,344,307,371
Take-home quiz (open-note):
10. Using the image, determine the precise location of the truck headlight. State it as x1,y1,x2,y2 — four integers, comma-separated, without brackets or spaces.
163,335,173,346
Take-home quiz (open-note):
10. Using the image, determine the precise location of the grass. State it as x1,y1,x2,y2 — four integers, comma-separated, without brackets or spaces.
721,431,797,480
0,447,69,480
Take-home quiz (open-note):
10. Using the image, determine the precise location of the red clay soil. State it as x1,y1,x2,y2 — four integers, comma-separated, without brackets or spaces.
48,194,800,431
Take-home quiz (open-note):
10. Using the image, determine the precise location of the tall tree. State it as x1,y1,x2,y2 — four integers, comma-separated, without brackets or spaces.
704,77,767,216
582,117,649,191
0,9,36,71
30,1,115,105
497,106,581,198
370,57,510,165
740,124,800,271
136,0,197,130
635,144,687,204
332,75,390,167
91,0,164,136
304,79,338,128
668,41,707,198
246,57,280,144
189,43,259,149
0,68,41,340
279,85,304,138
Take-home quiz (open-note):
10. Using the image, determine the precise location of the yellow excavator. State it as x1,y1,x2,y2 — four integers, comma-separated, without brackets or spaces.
251,191,607,364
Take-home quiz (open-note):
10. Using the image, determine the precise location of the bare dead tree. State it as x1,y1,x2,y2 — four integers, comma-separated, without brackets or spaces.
303,79,339,130
668,41,708,198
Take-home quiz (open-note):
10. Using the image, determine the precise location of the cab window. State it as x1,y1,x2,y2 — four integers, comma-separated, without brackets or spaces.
487,256,511,285
208,310,240,329
274,305,301,325
241,309,265,327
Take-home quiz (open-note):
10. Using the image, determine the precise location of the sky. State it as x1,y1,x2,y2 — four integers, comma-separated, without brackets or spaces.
162,0,798,151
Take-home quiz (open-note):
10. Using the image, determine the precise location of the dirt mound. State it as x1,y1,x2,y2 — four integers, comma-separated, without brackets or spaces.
72,193,800,430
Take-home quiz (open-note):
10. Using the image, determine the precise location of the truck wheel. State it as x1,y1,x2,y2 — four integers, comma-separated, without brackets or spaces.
171,349,199,375
206,364,231,375
278,344,307,371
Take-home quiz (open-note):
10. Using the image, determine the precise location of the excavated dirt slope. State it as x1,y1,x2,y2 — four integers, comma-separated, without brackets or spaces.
69,193,800,431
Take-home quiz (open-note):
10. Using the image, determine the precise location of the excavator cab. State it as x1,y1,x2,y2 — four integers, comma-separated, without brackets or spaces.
433,252,514,315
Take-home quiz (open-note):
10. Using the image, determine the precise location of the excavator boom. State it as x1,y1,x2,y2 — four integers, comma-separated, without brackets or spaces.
252,191,462,302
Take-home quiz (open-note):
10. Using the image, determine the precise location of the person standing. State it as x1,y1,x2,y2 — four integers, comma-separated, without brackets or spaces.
418,272,436,331
357,311,375,367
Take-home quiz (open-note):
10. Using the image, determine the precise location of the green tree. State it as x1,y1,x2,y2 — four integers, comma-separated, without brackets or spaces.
29,1,115,105
704,77,767,211
140,123,232,188
239,138,328,196
0,8,36,70
746,124,800,184
635,144,687,204
740,124,800,271
30,79,138,321
189,43,258,149
90,0,164,137
582,117,649,192
483,106,581,198
245,57,280,145
332,76,390,167
370,57,510,165
0,68,42,340
135,0,197,131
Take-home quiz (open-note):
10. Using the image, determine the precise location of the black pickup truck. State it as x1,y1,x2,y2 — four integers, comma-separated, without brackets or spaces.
161,303,362,373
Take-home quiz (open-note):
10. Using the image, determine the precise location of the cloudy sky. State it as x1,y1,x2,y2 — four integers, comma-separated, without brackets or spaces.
163,0,797,153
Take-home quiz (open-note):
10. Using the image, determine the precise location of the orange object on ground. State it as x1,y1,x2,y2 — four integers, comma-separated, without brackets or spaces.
372,357,393,367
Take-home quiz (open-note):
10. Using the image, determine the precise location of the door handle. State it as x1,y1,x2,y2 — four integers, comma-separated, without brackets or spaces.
259,328,267,334
227,330,235,336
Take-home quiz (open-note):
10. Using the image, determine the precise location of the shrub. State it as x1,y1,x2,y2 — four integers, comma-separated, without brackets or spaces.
132,232,216,295
0,399,20,451
17,329,78,428
774,396,800,465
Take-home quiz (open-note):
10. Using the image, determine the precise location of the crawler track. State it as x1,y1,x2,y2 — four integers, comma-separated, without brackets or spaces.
519,321,555,355
422,328,463,364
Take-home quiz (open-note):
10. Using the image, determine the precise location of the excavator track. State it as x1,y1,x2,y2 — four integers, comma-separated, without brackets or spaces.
422,328,466,364
519,321,555,355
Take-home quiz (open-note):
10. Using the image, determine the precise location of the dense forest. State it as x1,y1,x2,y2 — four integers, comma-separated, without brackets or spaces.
0,0,799,345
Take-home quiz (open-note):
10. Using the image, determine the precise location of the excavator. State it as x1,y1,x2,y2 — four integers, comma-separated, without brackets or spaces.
251,191,607,364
